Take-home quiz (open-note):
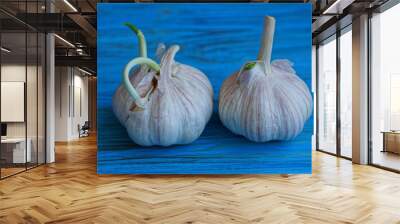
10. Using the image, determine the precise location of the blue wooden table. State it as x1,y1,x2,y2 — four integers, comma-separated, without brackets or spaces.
97,3,313,174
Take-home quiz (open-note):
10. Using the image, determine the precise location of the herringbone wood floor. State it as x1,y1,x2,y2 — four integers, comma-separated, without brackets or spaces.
1,135,400,224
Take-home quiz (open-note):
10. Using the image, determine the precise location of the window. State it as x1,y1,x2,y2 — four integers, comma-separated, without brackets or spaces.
339,28,352,158
0,1,47,179
317,36,337,154
370,3,400,171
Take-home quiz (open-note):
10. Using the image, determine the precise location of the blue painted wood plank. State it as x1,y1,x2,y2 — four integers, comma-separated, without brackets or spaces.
97,3,313,174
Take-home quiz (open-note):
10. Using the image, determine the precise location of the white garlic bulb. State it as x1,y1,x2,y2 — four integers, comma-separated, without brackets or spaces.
218,16,312,142
113,24,213,146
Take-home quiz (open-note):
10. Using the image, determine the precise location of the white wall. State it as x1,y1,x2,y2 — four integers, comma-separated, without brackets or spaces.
1,65,42,138
55,67,70,141
1,63,46,164
71,73,89,138
54,67,89,141
1,65,26,139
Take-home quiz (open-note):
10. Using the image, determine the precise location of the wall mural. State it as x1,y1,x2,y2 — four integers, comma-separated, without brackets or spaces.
97,3,313,174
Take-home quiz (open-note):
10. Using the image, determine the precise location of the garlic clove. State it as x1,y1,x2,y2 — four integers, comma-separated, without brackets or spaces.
156,43,166,61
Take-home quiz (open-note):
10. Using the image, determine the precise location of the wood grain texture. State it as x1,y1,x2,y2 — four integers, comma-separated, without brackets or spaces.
97,4,313,174
1,135,400,223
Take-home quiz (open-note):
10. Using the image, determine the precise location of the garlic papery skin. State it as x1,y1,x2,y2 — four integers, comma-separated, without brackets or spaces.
112,24,213,146
113,42,166,126
218,16,312,142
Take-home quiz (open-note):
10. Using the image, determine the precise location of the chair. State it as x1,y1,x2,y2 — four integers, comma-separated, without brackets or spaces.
78,121,90,138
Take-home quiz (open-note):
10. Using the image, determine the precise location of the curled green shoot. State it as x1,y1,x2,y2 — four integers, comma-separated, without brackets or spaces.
124,22,147,58
123,57,160,109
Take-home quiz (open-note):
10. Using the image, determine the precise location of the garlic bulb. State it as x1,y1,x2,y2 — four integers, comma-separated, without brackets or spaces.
218,16,312,142
113,23,213,146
